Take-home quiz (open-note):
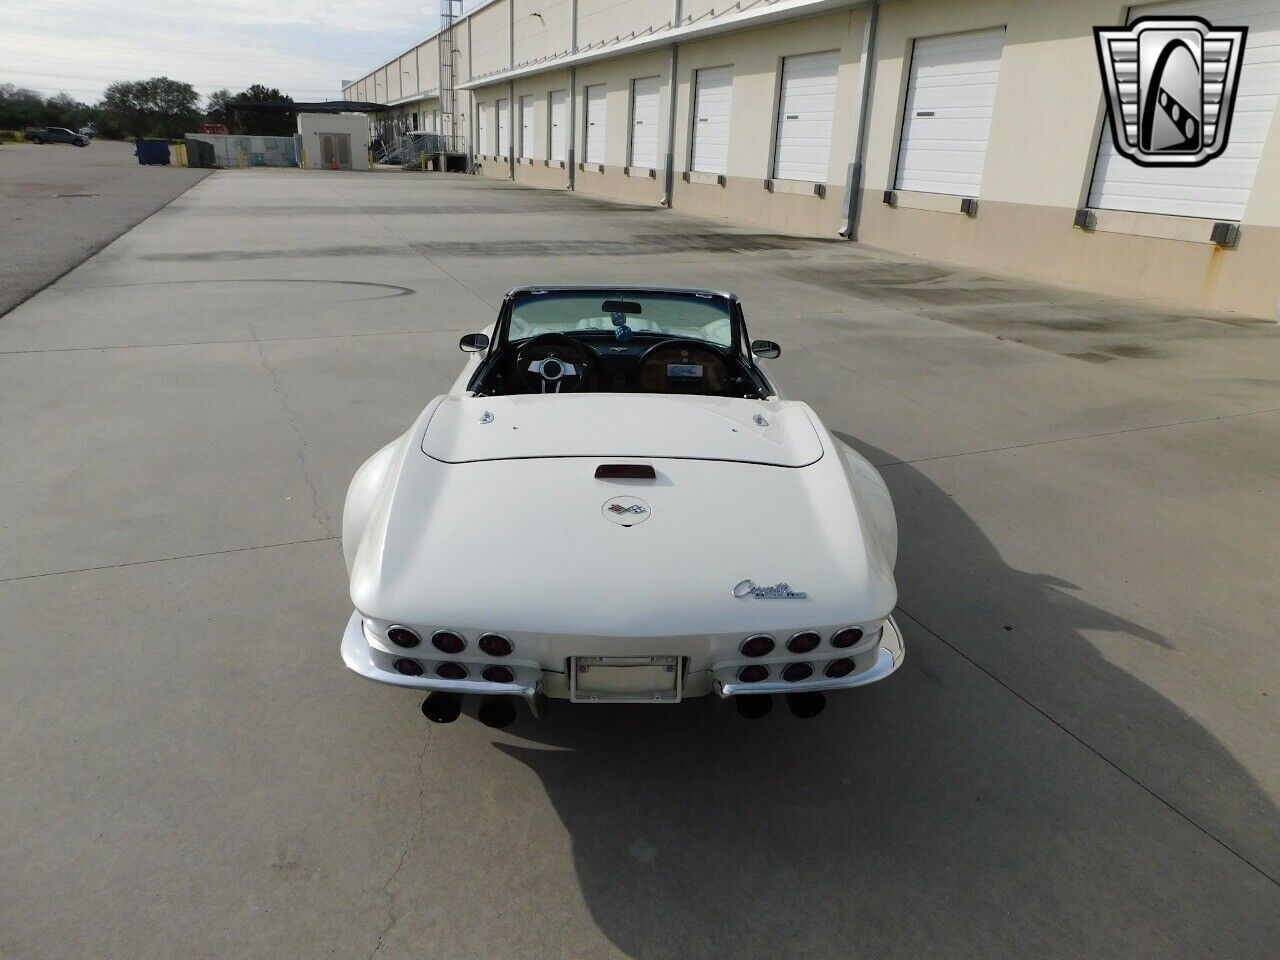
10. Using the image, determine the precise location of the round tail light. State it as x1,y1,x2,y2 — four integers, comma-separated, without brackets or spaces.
436,661,468,680
737,664,769,683
831,626,864,649
394,658,423,676
388,626,421,649
740,635,775,658
478,634,513,657
825,657,855,679
786,631,820,653
431,630,466,654
782,662,813,683
482,665,514,684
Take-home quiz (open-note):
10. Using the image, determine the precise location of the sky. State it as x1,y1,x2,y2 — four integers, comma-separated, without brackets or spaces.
1,1,440,104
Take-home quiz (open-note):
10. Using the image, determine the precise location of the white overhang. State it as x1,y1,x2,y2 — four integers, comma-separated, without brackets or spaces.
458,0,865,90
380,91,443,108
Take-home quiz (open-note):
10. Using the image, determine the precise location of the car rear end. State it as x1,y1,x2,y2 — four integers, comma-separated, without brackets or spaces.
342,394,902,724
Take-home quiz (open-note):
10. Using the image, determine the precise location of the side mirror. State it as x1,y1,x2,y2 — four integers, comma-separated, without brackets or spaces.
459,333,490,353
750,339,781,360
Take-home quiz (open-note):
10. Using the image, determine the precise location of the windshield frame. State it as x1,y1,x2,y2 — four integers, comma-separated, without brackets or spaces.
496,286,743,354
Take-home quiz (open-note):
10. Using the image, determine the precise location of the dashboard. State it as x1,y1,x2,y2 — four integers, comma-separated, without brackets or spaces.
472,333,764,398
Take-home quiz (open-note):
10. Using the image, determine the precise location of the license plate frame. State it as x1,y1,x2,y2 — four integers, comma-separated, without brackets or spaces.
569,655,683,703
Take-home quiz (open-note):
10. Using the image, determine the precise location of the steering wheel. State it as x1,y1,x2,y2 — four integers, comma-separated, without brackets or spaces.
637,339,730,394
515,333,596,393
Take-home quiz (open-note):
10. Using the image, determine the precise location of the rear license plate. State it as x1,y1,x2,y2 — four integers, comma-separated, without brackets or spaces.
570,656,682,703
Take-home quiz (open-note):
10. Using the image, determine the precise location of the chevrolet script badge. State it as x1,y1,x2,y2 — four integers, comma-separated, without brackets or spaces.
733,580,808,600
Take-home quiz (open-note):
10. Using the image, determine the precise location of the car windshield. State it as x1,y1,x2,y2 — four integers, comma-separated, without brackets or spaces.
508,290,733,348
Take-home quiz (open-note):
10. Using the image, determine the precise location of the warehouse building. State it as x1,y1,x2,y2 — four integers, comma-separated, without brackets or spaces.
344,0,1280,319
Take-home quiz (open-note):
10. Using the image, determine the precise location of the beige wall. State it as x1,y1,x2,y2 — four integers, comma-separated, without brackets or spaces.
471,1,512,79
577,0,668,50
514,0,573,64
398,51,417,99
417,38,440,95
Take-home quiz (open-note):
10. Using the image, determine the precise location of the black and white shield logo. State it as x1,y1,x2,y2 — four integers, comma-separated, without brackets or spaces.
1094,16,1247,167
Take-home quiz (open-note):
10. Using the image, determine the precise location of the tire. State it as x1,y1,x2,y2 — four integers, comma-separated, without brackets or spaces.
76,140,87,148
31,138,43,144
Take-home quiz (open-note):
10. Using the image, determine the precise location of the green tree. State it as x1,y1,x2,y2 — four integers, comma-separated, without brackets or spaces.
100,77,200,139
0,85,99,134
229,84,295,136
43,93,95,130
205,88,236,129
0,84,49,130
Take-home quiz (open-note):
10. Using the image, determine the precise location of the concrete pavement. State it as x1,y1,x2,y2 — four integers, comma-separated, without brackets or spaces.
0,168,1276,959
0,138,210,318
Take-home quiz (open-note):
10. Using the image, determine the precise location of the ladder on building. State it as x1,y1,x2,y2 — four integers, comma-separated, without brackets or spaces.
438,0,465,150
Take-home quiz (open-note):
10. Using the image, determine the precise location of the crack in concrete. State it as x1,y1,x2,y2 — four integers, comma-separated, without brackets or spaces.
0,535,339,584
0,328,445,356
249,321,336,539
368,731,434,959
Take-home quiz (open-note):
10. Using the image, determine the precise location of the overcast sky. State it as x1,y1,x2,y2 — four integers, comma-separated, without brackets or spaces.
1,1,437,104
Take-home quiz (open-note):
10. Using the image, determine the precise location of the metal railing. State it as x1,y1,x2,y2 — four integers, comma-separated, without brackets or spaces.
378,132,468,168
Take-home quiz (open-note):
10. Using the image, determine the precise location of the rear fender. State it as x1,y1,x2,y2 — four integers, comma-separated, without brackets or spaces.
832,436,898,571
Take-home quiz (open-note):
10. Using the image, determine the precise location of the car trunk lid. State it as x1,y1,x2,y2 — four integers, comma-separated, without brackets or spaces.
421,394,823,467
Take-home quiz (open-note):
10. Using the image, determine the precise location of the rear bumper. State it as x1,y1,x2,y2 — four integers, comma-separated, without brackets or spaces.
342,611,904,706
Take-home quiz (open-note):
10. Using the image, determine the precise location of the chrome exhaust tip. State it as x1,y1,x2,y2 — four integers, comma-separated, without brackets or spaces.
421,692,462,724
786,691,826,719
477,699,517,729
734,694,773,719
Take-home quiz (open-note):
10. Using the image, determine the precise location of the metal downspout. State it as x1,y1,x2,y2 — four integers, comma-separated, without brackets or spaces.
567,0,579,191
509,82,516,178
508,0,516,179
660,0,684,207
467,19,476,171
840,0,878,239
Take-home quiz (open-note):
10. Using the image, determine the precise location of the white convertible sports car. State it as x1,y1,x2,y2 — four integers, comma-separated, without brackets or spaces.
341,286,903,726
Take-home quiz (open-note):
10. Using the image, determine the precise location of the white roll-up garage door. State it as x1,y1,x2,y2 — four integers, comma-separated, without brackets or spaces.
630,76,660,169
549,90,567,163
520,95,535,160
895,27,1006,196
585,84,607,165
497,98,510,157
691,66,733,174
772,50,841,183
1089,0,1280,221
478,102,490,155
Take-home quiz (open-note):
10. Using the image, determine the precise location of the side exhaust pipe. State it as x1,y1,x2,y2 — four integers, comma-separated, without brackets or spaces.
735,694,773,719
477,699,518,729
786,691,826,719
421,693,462,724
